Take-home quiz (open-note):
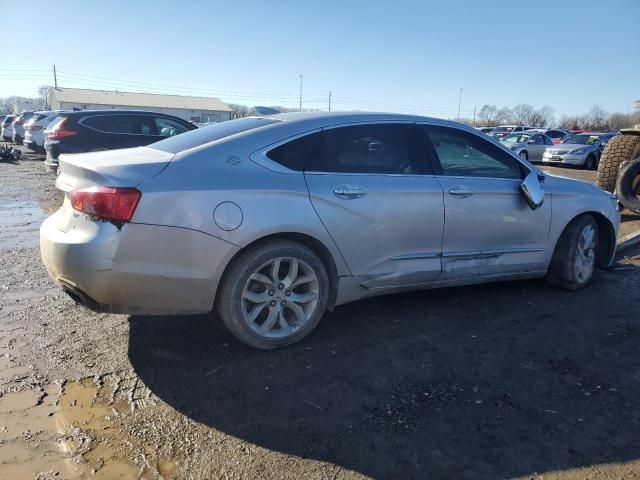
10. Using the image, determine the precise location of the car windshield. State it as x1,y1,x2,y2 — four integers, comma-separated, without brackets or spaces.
492,126,513,133
502,133,530,143
565,134,602,145
149,117,280,154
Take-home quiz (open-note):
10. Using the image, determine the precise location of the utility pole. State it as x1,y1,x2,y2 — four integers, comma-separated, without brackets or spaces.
298,74,303,112
473,106,477,126
53,64,58,88
457,88,463,121
328,90,332,111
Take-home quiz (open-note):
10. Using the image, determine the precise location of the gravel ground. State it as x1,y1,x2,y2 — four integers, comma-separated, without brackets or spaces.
1,150,640,479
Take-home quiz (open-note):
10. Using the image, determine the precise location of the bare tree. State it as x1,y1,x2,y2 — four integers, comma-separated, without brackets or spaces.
585,105,609,130
38,85,51,109
478,105,499,126
496,107,513,124
529,105,555,128
512,104,534,125
228,103,255,119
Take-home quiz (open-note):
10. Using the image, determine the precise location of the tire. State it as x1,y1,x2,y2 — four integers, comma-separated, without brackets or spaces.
616,157,640,214
546,215,598,291
584,154,597,170
216,239,329,349
596,134,640,192
519,151,528,161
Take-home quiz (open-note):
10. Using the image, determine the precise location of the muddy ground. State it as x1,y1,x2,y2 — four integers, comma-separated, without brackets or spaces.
1,149,640,480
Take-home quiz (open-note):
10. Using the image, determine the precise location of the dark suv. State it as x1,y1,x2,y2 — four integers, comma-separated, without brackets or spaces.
44,110,196,171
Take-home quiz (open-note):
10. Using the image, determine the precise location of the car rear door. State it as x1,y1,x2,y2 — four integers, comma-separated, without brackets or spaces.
418,124,551,280
304,123,444,289
527,134,548,161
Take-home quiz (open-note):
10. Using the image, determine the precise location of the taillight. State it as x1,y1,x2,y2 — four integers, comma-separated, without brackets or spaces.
70,187,141,222
14,119,22,126
30,125,43,132
46,118,76,140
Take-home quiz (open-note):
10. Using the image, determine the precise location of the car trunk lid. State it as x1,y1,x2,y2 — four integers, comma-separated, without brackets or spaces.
56,146,174,192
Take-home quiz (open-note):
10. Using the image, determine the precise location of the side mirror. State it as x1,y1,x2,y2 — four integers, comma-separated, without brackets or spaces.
520,171,545,210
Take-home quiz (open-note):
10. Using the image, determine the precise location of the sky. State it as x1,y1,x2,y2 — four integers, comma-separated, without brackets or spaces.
1,0,639,120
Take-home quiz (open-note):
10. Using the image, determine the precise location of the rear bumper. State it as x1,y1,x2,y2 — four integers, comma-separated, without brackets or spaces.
40,210,239,315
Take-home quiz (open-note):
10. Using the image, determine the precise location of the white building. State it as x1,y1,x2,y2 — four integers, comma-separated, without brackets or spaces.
48,87,232,123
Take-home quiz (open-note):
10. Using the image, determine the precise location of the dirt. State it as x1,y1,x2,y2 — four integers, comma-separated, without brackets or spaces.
1,149,640,479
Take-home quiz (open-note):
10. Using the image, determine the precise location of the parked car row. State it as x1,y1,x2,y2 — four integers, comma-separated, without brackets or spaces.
1,109,197,171
497,130,617,170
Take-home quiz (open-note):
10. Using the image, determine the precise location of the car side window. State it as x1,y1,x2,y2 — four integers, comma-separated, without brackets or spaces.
420,125,523,179
266,132,320,171
544,135,553,145
306,123,425,174
84,115,154,135
154,117,190,137
532,135,543,145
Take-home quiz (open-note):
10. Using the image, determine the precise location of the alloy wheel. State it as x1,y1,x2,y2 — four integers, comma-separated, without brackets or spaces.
574,224,596,283
240,257,320,339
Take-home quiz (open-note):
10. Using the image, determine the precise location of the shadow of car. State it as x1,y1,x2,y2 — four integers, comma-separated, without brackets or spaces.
128,263,640,479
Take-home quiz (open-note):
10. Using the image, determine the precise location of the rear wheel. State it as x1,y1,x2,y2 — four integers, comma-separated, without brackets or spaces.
547,215,598,291
596,134,640,192
616,157,640,213
216,239,329,349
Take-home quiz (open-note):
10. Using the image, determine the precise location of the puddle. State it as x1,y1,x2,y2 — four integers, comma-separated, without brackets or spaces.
0,378,178,479
0,200,47,248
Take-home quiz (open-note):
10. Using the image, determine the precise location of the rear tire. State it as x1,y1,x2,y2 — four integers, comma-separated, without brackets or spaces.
616,157,640,214
216,239,329,349
546,215,598,291
596,134,640,192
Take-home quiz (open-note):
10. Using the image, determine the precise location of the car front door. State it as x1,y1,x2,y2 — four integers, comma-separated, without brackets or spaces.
304,123,445,289
418,124,551,280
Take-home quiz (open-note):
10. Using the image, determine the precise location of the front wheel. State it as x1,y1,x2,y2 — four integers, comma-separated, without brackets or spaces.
546,215,598,291
584,154,597,170
216,239,329,349
519,151,528,161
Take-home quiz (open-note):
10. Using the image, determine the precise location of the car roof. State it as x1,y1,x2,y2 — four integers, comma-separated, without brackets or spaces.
262,111,468,131
60,109,187,117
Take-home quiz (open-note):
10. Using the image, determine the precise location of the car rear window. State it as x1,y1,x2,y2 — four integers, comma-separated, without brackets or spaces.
149,117,280,154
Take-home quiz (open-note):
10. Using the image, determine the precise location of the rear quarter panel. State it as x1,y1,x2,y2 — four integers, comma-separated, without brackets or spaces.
132,140,351,277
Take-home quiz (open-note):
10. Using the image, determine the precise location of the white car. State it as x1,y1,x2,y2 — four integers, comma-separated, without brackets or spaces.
24,111,66,152
2,115,15,142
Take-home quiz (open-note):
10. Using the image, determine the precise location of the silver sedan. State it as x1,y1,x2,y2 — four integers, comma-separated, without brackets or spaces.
40,113,620,349
500,132,554,162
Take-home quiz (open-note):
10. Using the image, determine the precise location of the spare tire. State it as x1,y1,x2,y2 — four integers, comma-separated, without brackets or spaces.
596,134,640,193
616,157,640,213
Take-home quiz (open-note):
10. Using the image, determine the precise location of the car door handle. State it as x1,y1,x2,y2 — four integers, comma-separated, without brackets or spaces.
449,186,475,198
333,185,368,199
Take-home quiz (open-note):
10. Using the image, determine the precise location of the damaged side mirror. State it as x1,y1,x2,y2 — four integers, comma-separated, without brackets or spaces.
520,171,544,210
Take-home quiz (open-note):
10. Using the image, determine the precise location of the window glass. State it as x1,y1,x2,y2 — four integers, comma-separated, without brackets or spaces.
154,117,190,137
84,115,155,135
307,124,422,174
421,125,523,179
544,135,553,145
267,132,320,171
150,117,277,154
531,135,544,145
